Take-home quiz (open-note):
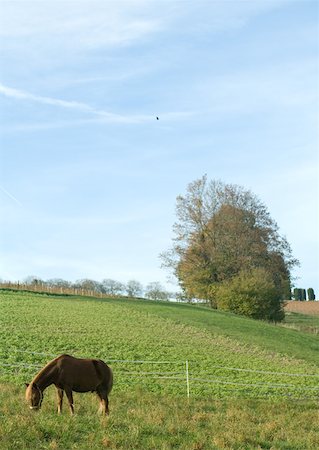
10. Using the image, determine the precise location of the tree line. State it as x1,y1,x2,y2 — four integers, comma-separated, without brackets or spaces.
0,277,173,301
293,288,316,301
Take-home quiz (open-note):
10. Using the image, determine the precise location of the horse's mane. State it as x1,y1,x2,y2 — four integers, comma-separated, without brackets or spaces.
32,355,65,384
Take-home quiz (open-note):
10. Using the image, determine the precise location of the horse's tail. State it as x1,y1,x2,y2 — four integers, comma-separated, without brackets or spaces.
105,364,113,395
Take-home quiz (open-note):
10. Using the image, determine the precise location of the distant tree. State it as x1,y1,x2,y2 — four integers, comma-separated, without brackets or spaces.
46,278,71,288
101,279,125,296
145,282,170,301
293,288,302,301
24,276,43,286
307,288,315,301
74,279,103,293
172,291,192,303
293,288,311,301
125,280,143,298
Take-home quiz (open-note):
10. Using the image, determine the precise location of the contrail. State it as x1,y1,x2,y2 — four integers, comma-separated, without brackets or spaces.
0,82,149,124
0,185,23,206
0,82,196,124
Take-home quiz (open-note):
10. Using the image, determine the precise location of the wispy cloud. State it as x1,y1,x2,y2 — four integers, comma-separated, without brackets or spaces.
0,1,288,44
0,1,163,47
0,82,196,129
0,83,136,122
0,82,158,125
0,185,23,207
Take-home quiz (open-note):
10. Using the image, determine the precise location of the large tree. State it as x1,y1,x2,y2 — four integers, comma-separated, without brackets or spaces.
161,176,297,318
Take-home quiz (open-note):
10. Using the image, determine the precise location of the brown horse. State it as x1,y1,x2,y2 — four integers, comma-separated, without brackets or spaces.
25,354,113,415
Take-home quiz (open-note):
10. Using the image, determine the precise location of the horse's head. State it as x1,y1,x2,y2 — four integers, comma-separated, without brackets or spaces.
25,382,43,410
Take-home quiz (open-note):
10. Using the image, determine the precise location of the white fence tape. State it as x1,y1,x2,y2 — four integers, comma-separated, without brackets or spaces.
9,349,185,365
189,377,319,391
6,349,319,377
195,364,319,377
1,349,319,399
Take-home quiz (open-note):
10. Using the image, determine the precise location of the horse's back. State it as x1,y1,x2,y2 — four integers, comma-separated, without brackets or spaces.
55,355,112,393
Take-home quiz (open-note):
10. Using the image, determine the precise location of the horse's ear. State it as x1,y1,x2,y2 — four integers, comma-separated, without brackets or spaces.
25,383,29,387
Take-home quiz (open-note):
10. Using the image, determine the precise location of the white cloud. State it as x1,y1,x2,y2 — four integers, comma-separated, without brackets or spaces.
0,1,162,48
0,1,167,83
0,1,289,51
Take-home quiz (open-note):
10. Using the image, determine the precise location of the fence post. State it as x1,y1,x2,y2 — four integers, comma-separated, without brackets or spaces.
186,360,190,398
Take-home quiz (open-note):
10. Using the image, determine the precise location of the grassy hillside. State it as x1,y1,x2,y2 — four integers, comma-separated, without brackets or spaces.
1,290,318,449
1,290,318,398
105,297,319,364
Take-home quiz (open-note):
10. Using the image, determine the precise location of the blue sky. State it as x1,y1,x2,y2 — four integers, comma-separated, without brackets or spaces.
0,0,318,294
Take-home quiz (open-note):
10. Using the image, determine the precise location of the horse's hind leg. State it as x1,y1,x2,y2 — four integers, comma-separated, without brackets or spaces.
104,396,109,415
56,388,64,414
97,390,109,415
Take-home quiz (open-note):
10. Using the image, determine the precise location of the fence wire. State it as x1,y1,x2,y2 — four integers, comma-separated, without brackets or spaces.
1,349,318,400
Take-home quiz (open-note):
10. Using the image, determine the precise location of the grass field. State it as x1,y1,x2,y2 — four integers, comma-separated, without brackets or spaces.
1,290,318,449
282,311,319,335
1,384,318,450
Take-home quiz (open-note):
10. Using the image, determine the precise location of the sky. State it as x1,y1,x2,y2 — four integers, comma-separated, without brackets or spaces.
0,0,318,295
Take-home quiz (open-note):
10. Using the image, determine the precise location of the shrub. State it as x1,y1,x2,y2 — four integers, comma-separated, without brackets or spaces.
293,288,302,301
307,288,315,301
216,268,284,322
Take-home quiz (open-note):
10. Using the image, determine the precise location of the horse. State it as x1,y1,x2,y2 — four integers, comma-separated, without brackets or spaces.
25,354,113,415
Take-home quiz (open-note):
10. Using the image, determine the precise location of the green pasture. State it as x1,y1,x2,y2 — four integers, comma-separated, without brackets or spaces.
1,383,318,450
282,311,319,335
1,290,318,449
0,290,318,399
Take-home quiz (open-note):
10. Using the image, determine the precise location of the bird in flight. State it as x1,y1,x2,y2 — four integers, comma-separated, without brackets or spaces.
156,116,159,120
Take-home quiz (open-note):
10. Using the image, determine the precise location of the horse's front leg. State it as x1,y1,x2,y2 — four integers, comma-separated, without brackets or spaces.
56,388,64,414
64,387,74,415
